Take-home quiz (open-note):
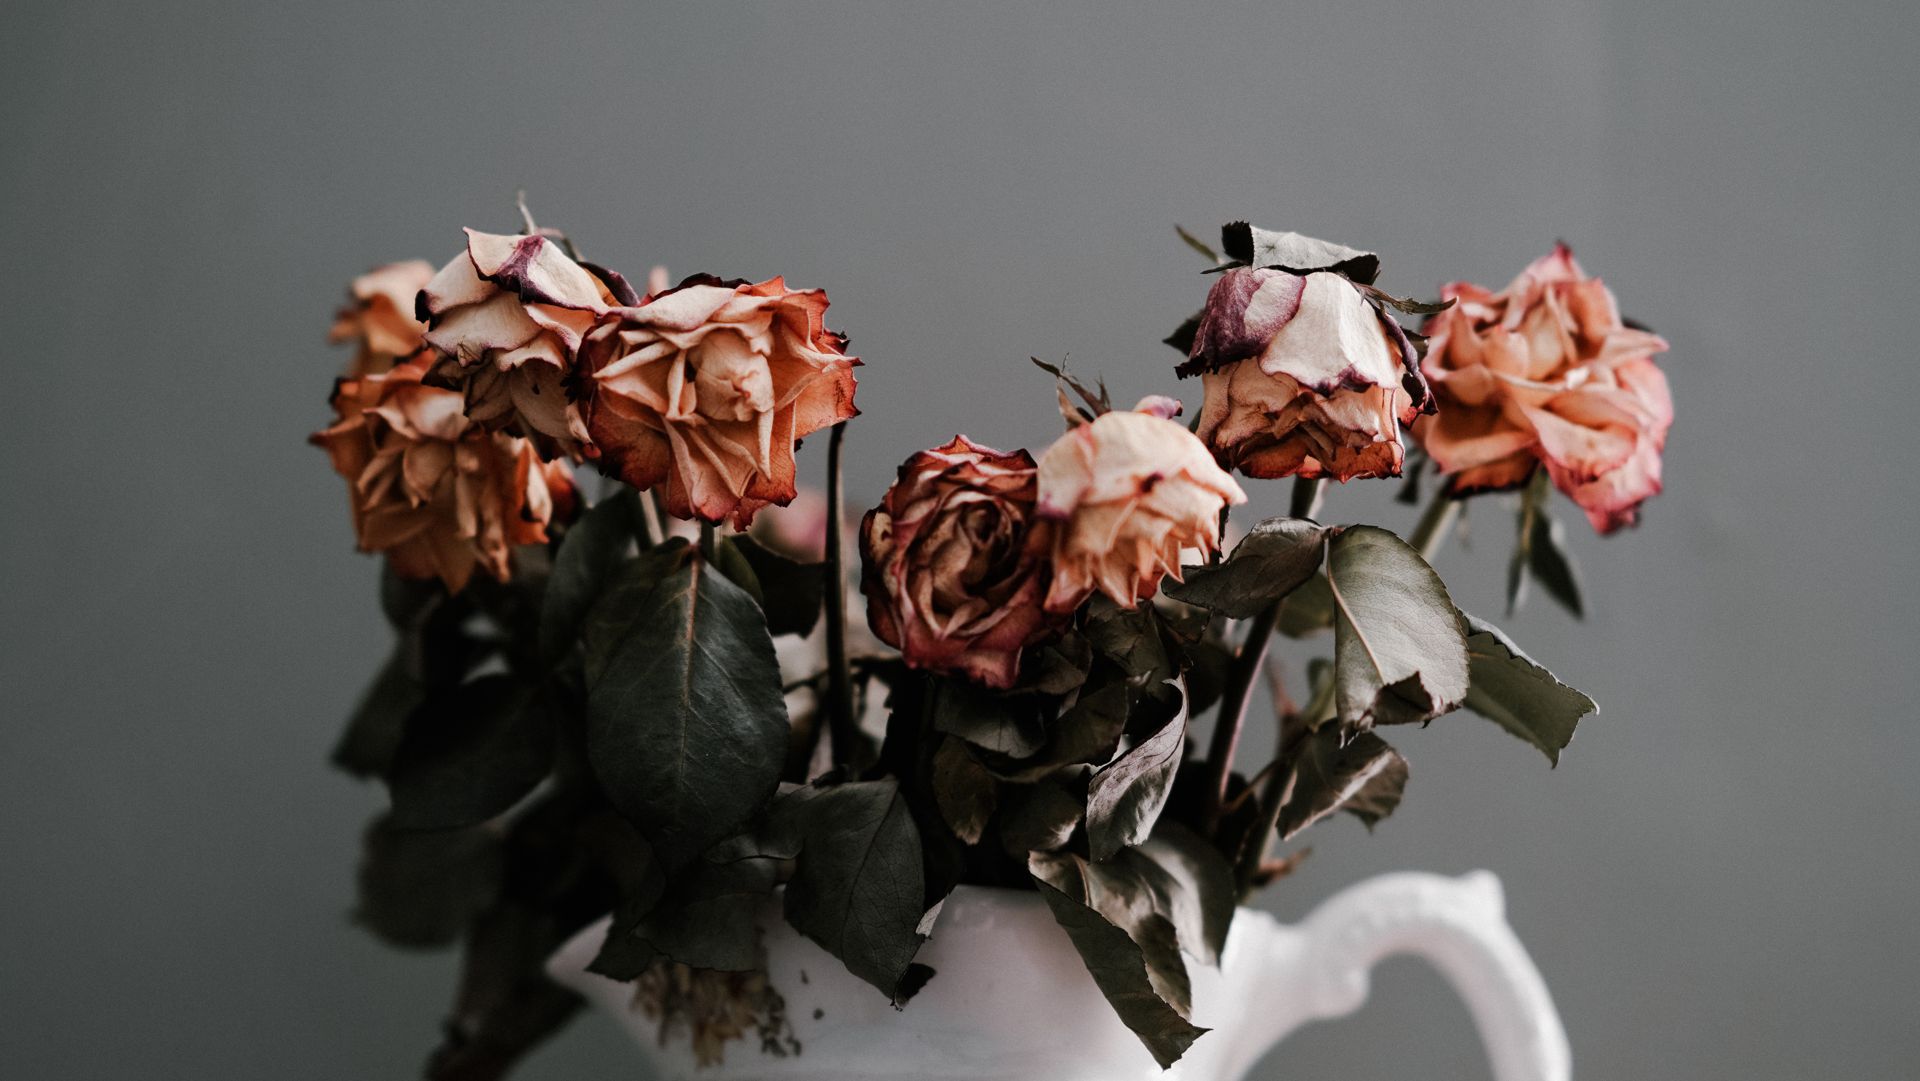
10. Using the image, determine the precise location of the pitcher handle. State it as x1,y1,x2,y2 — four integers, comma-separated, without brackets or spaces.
1291,870,1570,1081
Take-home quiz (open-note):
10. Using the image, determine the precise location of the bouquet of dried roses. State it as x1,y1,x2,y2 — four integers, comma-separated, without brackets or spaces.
315,209,1670,1077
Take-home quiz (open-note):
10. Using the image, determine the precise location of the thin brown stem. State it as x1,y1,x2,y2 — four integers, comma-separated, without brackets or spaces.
1290,475,1326,520
822,422,857,764
1199,602,1278,838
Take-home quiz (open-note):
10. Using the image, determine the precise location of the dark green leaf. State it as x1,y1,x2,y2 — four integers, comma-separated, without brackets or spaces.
1327,526,1469,729
332,650,423,778
381,561,447,630
1528,510,1585,618
353,814,503,949
1087,689,1187,860
582,539,691,685
1275,728,1408,841
1032,851,1193,1017
729,535,827,637
540,490,641,663
1165,518,1330,618
997,779,1085,856
1132,822,1237,966
632,855,780,971
577,814,665,980
780,779,930,1001
1462,614,1596,765
1163,311,1202,357
1020,632,1094,695
386,676,553,831
1218,222,1379,284
931,737,998,845
1031,857,1208,1068
930,678,1047,758
1084,599,1173,685
1276,573,1335,638
587,554,788,870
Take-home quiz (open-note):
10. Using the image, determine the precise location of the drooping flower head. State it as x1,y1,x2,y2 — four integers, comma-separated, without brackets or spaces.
1035,400,1246,612
582,276,859,530
418,229,635,458
861,436,1057,689
1413,243,1671,533
1189,267,1430,481
310,357,576,591
329,260,434,377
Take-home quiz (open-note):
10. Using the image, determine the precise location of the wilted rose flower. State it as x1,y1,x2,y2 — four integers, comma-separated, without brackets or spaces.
860,436,1056,689
310,357,576,591
329,260,435,377
1413,244,1671,533
418,229,633,458
582,276,859,529
1189,268,1430,481
1035,402,1246,612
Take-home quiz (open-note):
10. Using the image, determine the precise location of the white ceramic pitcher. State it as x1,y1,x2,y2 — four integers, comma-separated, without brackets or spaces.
547,870,1569,1081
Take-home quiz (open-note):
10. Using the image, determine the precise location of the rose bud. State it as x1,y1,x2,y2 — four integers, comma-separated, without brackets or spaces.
418,229,634,458
581,275,859,529
1413,244,1671,533
330,260,435,377
310,357,576,592
1035,402,1247,612
859,436,1057,689
1188,268,1430,481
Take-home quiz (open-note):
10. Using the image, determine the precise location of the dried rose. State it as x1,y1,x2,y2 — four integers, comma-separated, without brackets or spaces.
418,229,633,457
860,436,1056,689
1189,268,1429,481
1035,402,1246,612
310,357,576,591
329,260,435,377
1413,244,1671,533
582,276,859,530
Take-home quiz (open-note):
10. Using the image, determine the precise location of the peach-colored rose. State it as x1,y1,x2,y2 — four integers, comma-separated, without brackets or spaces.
1189,268,1430,481
581,276,859,530
860,436,1057,689
1035,402,1247,612
418,229,634,458
329,260,434,377
311,357,576,591
1413,244,1671,533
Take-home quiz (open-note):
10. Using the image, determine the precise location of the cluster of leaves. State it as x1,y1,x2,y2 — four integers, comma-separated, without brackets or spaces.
339,465,1598,1074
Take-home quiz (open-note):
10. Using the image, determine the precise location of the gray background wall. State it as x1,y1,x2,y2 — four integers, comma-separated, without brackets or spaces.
4,1,1915,1078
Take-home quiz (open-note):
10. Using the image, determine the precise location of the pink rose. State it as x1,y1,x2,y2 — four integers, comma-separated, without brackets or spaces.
1189,268,1429,481
329,260,435,377
310,357,576,591
1035,402,1246,612
860,436,1057,689
1413,244,1671,533
418,229,633,458
582,276,859,529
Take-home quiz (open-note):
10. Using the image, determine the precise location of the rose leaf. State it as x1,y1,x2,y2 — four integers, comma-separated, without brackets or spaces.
1086,689,1188,860
353,813,503,949
1030,853,1208,1068
1276,727,1410,841
1461,614,1596,766
1132,821,1237,966
930,678,1047,758
539,489,642,663
1327,526,1469,729
385,674,554,831
779,779,930,1002
332,649,424,779
1165,517,1331,618
586,552,788,871
930,736,999,846
727,534,827,637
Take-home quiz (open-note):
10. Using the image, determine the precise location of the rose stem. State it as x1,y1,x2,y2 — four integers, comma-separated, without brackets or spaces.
515,190,539,234
1407,490,1462,562
1199,474,1325,838
1235,656,1336,895
634,488,665,548
822,421,858,766
698,521,716,561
